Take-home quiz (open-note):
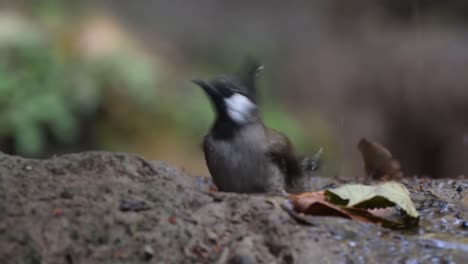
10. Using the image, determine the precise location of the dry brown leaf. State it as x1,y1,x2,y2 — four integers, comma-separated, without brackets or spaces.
290,192,351,219
358,138,403,181
289,186,419,229
290,192,389,226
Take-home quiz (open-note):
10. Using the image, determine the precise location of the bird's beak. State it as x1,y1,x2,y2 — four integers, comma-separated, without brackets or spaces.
192,79,218,98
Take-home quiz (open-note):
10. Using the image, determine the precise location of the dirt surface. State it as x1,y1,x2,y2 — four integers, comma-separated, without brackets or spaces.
0,151,467,264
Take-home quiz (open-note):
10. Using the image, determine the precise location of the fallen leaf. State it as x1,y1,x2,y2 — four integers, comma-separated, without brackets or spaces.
325,182,419,218
291,191,351,219
288,182,419,229
288,192,412,228
358,138,403,181
343,207,418,229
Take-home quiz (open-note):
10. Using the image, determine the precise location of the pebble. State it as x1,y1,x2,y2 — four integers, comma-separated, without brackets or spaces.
143,245,154,261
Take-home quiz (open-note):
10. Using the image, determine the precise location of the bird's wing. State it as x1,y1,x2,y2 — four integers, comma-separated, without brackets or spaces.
202,135,213,162
265,128,302,177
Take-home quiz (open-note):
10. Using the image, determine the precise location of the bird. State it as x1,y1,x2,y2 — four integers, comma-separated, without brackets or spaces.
192,61,320,193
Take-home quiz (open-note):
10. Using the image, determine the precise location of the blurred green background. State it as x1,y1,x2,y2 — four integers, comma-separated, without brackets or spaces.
2,0,468,178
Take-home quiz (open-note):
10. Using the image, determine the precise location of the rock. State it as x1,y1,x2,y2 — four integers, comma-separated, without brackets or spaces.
0,151,466,263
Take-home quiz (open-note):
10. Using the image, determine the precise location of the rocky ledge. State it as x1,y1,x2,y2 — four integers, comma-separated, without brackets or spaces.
0,152,466,263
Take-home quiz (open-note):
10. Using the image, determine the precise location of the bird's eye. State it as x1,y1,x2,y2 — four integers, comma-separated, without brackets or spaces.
219,87,234,97
232,89,247,97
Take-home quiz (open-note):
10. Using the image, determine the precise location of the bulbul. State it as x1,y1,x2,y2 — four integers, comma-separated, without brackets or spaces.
192,62,319,193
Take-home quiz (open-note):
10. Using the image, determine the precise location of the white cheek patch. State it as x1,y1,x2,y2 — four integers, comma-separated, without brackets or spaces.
224,93,256,124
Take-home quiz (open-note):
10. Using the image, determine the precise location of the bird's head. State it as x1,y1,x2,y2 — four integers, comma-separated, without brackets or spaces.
192,62,263,126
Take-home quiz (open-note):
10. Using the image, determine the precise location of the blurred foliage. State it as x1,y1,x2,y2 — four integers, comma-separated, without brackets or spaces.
0,2,324,177
0,9,159,156
0,41,77,155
